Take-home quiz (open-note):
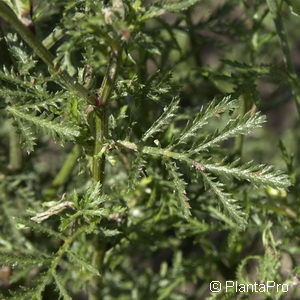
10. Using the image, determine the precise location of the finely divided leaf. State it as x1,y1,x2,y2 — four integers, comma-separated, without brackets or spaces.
7,106,80,140
67,251,100,276
163,0,201,12
202,161,291,188
21,92,65,112
201,172,246,228
14,119,36,153
175,96,237,145
14,217,64,239
79,182,107,210
193,111,265,152
127,153,146,191
0,67,25,86
0,252,48,267
141,0,201,21
52,271,72,300
165,160,191,218
142,97,179,142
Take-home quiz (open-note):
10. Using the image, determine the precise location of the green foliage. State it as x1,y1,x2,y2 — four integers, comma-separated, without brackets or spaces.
7,107,80,142
141,0,201,21
142,97,179,142
174,96,236,146
0,0,299,299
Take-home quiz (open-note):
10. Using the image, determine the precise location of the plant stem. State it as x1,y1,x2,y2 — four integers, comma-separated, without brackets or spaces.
117,140,190,162
92,111,106,183
0,1,95,105
44,145,81,199
90,48,122,300
92,51,122,183
51,145,81,187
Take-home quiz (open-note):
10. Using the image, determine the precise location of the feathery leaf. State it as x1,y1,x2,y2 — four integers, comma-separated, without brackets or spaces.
67,251,100,276
7,106,80,140
202,162,291,188
14,217,65,239
141,0,201,21
201,172,246,228
52,271,72,300
175,96,237,145
165,160,191,218
13,119,36,153
142,97,179,142
193,111,266,152
0,252,48,267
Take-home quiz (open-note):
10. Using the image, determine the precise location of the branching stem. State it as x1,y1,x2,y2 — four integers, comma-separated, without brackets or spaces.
90,48,122,300
92,50,122,183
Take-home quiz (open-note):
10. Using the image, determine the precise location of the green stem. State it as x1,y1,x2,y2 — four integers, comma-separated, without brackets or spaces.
92,50,122,183
0,1,95,105
90,49,122,300
92,111,106,183
266,0,300,113
44,145,81,199
117,140,189,162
